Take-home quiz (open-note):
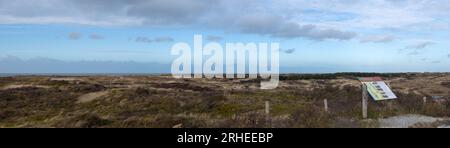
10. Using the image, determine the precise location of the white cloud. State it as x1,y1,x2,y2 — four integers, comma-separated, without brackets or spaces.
360,35,395,43
272,0,450,31
153,37,174,42
280,48,296,54
406,41,434,50
206,35,223,41
135,36,174,43
68,32,81,40
0,0,448,40
90,33,105,40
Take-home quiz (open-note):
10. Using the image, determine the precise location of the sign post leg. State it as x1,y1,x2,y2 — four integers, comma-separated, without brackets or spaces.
362,84,368,119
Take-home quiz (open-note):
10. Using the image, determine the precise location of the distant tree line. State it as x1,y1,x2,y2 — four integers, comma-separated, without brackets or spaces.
279,73,413,80
163,72,428,80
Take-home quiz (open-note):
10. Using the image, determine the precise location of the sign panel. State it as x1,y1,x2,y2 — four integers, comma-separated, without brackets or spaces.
363,81,397,101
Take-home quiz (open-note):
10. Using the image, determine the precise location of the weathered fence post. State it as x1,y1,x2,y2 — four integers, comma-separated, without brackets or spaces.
324,99,329,112
265,101,271,128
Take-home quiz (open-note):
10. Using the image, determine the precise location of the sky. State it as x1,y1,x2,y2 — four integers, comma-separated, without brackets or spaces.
0,0,449,73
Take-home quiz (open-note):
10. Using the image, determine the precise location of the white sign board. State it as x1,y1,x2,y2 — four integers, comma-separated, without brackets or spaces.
363,81,397,101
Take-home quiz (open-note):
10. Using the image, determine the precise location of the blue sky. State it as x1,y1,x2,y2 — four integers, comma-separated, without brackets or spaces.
0,0,449,73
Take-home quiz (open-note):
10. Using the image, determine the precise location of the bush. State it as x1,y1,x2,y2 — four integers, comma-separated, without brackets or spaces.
216,112,267,128
290,105,332,128
0,110,14,121
214,104,244,117
70,84,106,93
135,87,152,96
422,104,449,117
119,115,207,128
441,82,450,88
55,113,111,128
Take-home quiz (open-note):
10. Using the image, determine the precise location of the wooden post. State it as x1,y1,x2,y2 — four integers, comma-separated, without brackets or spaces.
223,89,226,99
265,101,271,127
223,88,229,99
362,84,368,119
324,99,329,112
423,97,427,105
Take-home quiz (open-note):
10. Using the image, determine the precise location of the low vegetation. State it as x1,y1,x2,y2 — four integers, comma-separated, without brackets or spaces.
0,73,448,128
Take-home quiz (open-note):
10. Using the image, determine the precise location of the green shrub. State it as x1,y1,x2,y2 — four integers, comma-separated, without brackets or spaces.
214,104,244,117
55,113,111,128
290,105,332,128
0,110,14,121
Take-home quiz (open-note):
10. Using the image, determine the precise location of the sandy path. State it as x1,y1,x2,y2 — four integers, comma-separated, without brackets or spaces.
1,84,50,90
378,114,449,128
76,91,109,103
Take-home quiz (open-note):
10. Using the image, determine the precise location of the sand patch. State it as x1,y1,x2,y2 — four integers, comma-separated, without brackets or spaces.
76,91,109,103
1,84,50,90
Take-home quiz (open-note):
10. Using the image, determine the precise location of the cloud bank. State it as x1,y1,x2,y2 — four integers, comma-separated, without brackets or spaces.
0,0,365,41
2,0,448,41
